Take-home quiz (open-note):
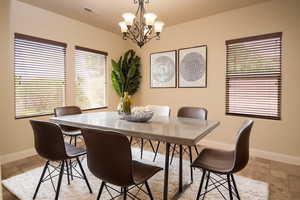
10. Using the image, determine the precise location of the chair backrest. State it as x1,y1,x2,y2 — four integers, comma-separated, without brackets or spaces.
232,120,254,173
54,106,82,131
177,107,208,120
82,129,134,187
54,106,82,117
30,120,67,161
146,105,170,117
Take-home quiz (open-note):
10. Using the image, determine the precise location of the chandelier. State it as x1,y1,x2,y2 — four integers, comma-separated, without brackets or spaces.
119,0,164,48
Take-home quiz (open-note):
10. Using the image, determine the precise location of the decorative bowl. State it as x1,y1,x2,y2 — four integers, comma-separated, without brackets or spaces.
123,111,154,122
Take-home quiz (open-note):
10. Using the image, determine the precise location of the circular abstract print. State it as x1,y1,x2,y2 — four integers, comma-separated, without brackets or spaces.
180,52,205,82
152,56,175,83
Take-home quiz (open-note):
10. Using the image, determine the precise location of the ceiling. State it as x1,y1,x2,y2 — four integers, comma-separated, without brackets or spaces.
18,0,270,34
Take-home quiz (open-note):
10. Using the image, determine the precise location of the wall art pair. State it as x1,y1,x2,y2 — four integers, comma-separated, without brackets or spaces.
150,45,207,88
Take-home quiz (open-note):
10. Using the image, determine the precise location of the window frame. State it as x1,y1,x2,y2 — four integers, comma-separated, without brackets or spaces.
14,33,67,119
225,32,282,120
74,45,108,111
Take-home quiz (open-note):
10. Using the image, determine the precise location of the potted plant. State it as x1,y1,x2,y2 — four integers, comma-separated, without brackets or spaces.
111,49,141,114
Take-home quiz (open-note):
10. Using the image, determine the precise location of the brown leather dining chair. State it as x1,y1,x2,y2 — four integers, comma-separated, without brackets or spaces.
82,128,162,200
192,120,254,200
170,106,208,183
54,106,82,146
30,120,92,200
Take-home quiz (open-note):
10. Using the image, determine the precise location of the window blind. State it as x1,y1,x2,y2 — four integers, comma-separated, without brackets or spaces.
75,46,107,110
226,32,282,120
14,33,66,118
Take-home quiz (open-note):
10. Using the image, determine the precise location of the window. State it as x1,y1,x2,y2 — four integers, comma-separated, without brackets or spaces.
75,46,107,110
226,32,282,120
14,33,66,118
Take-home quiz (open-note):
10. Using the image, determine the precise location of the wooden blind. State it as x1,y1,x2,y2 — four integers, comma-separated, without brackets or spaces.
75,46,107,110
14,33,66,119
226,32,282,120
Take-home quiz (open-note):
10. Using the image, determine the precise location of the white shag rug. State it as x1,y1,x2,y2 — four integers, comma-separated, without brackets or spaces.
2,148,268,200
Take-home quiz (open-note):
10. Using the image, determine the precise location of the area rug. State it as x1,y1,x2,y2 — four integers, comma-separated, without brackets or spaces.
2,148,268,200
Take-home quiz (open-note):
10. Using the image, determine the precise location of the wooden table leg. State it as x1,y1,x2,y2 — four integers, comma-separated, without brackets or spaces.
163,142,170,200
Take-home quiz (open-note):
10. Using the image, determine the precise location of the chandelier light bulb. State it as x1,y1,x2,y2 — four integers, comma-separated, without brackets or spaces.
119,21,128,33
144,13,157,26
122,13,135,26
154,21,164,33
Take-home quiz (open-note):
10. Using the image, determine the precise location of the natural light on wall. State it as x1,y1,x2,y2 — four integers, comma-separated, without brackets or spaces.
75,46,107,110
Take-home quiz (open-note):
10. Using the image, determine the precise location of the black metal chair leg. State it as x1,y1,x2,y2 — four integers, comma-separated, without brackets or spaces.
145,181,154,200
227,174,233,200
123,187,127,200
69,136,73,144
188,146,194,183
149,140,156,153
54,161,65,200
170,144,176,165
97,181,105,200
65,160,70,185
196,170,206,200
140,138,144,159
76,157,93,193
33,161,49,199
69,159,73,180
129,136,133,145
74,136,77,146
153,141,160,162
231,174,240,200
202,171,210,199
194,145,199,155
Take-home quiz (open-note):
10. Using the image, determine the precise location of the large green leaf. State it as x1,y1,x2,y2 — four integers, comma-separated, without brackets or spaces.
111,72,122,97
127,62,137,78
111,59,125,84
111,49,141,97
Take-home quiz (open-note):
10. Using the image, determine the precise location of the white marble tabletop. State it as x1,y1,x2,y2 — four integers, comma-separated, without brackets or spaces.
50,112,220,146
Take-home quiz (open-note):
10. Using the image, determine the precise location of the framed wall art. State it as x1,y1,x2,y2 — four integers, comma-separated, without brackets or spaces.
150,50,177,88
178,45,207,88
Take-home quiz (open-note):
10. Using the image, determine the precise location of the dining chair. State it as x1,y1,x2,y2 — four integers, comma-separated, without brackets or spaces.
130,105,171,161
82,128,162,200
54,106,82,146
192,120,254,200
170,107,208,183
30,120,92,200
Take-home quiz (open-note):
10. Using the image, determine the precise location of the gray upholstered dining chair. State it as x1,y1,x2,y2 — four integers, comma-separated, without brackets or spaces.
82,128,162,200
192,120,254,200
129,105,171,161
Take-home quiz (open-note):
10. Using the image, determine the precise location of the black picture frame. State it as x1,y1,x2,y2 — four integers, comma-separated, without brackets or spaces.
150,50,177,88
178,45,207,88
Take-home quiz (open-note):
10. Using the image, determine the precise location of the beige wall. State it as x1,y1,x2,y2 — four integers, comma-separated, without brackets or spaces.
0,0,129,157
135,0,300,159
0,0,11,197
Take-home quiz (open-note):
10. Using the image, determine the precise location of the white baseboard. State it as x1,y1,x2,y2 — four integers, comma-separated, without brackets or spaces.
0,148,36,165
1,140,300,166
200,140,300,166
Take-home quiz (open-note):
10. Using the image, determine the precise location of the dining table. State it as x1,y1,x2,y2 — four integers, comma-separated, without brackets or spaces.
50,111,220,200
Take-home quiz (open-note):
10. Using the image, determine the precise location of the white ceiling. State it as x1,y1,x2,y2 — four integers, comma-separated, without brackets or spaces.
18,0,270,34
